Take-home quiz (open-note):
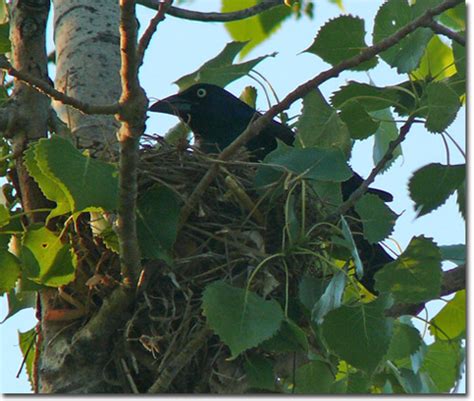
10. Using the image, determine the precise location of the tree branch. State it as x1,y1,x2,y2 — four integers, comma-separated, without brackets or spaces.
147,326,212,393
178,0,463,226
0,56,120,115
116,0,149,287
428,20,465,46
138,0,284,22
137,0,171,69
334,115,416,217
386,264,465,317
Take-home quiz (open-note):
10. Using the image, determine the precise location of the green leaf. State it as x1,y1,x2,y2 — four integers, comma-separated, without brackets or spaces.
244,354,276,391
0,250,21,295
339,100,380,140
310,180,343,210
331,81,400,112
373,0,433,73
321,297,394,373
391,79,427,117
0,23,10,53
24,143,71,220
311,270,346,324
202,281,284,357
294,361,334,394
375,236,442,303
0,1,7,23
371,108,402,172
421,340,462,392
21,226,76,287
408,163,465,217
438,2,465,31
298,275,328,312
296,89,351,155
257,146,352,187
175,41,274,90
136,185,180,261
239,86,257,108
285,192,300,245
452,41,466,83
439,244,465,266
340,216,363,278
412,35,456,81
18,327,36,390
397,368,437,393
0,204,9,228
354,194,397,244
164,122,190,145
411,0,443,18
424,81,460,133
386,321,422,361
1,289,35,323
429,290,465,341
456,179,465,219
261,319,308,353
305,15,377,71
222,1,291,58
25,136,118,220
347,371,371,393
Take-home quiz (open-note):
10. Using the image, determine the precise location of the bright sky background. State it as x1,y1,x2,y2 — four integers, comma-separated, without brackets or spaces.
0,0,467,394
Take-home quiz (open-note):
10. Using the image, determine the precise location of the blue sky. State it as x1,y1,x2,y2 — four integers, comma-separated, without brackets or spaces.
0,0,466,393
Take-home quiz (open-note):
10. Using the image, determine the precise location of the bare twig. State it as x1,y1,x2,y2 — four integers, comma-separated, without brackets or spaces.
138,0,284,22
334,115,417,217
137,0,171,68
178,0,463,226
0,56,120,115
428,20,465,46
147,326,212,393
116,0,149,287
121,358,140,393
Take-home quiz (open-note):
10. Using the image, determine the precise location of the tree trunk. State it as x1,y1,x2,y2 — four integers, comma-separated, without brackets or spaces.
38,0,126,393
53,0,121,157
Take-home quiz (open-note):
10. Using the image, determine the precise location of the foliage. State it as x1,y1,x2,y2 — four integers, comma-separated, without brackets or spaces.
0,0,465,395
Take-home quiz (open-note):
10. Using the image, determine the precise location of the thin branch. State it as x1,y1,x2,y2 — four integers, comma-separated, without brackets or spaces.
116,0,148,287
335,115,416,217
0,56,120,115
147,326,212,393
386,264,465,317
428,20,465,46
178,0,463,226
138,0,284,22
137,0,171,68
119,0,142,107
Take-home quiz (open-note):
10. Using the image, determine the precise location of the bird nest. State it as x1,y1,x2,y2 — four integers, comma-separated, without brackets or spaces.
94,135,334,393
65,135,334,393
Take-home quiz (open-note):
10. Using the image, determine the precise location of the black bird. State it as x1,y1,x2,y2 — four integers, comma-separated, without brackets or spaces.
150,83,393,291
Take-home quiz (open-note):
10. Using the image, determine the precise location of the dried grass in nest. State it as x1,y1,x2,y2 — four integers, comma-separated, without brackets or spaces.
137,138,317,290
120,137,329,392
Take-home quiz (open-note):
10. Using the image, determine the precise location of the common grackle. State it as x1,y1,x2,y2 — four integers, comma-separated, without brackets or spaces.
150,83,394,291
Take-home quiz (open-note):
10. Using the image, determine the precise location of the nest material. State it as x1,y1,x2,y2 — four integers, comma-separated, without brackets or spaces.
115,137,331,393
64,137,332,393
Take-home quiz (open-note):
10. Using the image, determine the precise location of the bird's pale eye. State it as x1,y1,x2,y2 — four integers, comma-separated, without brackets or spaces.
196,88,207,98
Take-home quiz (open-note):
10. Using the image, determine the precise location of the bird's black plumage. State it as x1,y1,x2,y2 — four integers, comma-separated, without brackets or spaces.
150,83,294,160
150,83,393,291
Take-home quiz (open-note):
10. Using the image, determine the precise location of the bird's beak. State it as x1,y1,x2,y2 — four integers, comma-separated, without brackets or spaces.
149,94,193,116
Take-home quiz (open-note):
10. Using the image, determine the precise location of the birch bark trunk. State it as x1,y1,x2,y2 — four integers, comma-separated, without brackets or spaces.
53,0,121,158
37,0,125,393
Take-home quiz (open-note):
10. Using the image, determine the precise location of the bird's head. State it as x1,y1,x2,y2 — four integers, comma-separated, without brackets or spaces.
150,83,260,152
